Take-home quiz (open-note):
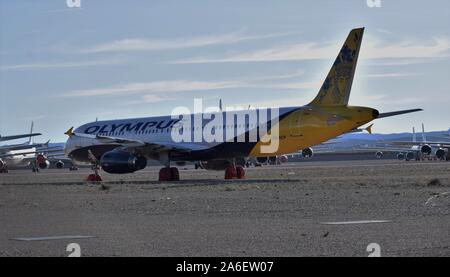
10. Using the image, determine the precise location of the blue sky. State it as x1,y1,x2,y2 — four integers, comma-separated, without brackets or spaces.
0,0,449,142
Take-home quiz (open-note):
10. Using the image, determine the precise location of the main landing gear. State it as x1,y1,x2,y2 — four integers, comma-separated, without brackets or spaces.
86,164,102,182
159,167,180,181
225,164,245,179
158,152,180,181
31,161,39,173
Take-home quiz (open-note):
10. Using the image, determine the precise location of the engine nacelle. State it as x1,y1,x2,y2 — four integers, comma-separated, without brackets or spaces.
375,151,383,159
435,148,446,160
199,160,231,171
100,151,147,174
397,153,405,160
55,160,65,169
36,154,50,169
256,157,268,164
278,155,288,163
406,152,415,161
0,159,4,169
301,147,314,158
421,144,432,155
38,160,50,169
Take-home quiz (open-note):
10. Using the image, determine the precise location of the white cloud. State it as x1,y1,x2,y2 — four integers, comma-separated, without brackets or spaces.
63,80,240,97
80,31,294,53
168,36,450,64
61,67,421,105
361,72,421,78
62,70,309,98
0,59,125,70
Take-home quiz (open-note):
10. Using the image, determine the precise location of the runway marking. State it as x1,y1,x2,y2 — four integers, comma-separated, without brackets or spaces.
11,235,96,241
319,220,392,225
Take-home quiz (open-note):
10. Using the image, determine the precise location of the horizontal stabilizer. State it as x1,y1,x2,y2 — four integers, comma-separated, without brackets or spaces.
0,133,41,142
376,109,422,119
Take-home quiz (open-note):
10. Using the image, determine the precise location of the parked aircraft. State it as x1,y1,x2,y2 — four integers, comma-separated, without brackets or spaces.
387,124,450,161
64,28,422,181
0,123,64,172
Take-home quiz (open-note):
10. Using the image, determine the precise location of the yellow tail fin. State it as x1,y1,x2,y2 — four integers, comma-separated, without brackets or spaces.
309,28,364,106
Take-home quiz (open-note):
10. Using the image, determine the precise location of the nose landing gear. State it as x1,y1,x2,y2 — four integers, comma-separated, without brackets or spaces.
86,150,102,182
225,164,245,179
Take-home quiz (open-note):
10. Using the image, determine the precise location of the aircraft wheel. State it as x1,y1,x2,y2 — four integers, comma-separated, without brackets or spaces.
159,167,172,181
170,167,180,181
236,165,245,179
224,165,237,179
86,174,102,182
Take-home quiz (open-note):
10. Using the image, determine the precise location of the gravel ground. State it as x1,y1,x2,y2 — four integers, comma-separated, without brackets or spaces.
0,160,449,256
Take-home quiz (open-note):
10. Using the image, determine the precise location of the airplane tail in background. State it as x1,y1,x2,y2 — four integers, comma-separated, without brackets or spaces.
309,28,364,106
28,121,34,145
413,127,416,143
422,123,427,142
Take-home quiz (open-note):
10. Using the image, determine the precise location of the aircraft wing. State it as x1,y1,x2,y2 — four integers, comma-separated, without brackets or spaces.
66,128,209,155
388,141,450,147
0,133,41,142
353,146,416,152
0,148,64,159
311,147,405,154
0,141,51,152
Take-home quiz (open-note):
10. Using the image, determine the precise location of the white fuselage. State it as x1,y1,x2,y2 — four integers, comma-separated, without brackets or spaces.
1,147,36,167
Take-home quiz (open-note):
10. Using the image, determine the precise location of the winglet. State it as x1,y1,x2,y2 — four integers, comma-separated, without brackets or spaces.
365,123,373,134
65,127,74,137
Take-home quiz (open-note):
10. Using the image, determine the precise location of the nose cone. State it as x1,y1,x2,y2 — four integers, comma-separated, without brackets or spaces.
64,136,74,157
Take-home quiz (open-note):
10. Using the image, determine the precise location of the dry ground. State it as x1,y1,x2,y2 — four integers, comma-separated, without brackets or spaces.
0,160,449,256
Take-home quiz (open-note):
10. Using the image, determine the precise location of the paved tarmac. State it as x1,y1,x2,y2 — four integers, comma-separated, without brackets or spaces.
0,160,449,256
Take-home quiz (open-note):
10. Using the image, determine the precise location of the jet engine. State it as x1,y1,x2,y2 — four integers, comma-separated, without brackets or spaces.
406,152,415,161
375,151,383,159
435,148,446,160
421,144,432,155
278,155,288,163
36,154,50,169
397,153,405,160
55,160,65,169
100,150,147,174
301,147,314,158
199,160,231,170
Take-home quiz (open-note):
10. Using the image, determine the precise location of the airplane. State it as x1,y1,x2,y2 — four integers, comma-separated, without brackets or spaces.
64,28,422,181
352,126,422,161
0,122,64,173
386,123,450,161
